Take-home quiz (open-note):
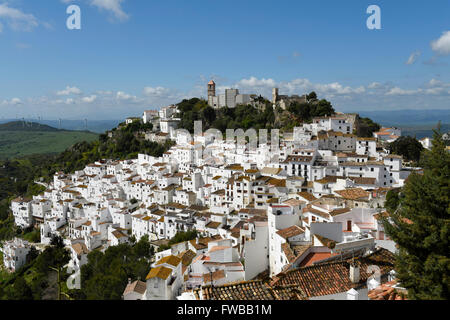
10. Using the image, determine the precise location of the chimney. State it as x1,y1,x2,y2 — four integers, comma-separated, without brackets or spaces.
349,261,360,284
128,278,131,285
346,288,359,300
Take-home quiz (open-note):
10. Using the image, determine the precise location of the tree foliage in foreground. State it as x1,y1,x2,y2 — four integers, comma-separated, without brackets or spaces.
389,136,424,163
382,127,449,300
0,236,70,300
356,117,381,138
77,236,153,300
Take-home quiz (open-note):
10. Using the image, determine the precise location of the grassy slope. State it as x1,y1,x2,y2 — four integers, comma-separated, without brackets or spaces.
0,131,98,159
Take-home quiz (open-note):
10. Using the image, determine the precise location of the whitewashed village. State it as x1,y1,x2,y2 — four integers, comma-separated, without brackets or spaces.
1,82,421,301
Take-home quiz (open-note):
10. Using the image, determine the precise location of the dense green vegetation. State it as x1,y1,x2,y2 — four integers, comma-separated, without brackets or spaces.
0,236,70,300
0,155,51,242
0,127,99,160
71,236,153,300
384,188,402,213
0,121,60,132
158,230,198,251
176,93,336,134
286,92,335,123
388,136,424,163
382,128,450,299
355,117,381,138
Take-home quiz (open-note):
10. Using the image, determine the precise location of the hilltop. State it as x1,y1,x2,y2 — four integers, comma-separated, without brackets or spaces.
0,121,61,132
0,122,99,160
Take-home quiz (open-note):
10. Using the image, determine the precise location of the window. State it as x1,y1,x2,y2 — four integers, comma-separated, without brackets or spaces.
347,220,352,231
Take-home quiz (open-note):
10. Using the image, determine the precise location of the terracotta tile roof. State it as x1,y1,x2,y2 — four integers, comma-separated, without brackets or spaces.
112,230,127,239
268,285,309,300
146,266,173,280
315,176,344,184
349,177,377,185
203,269,226,283
177,250,196,266
271,248,395,298
335,188,370,200
189,240,208,250
283,198,306,206
209,245,230,253
225,164,244,171
268,178,286,187
196,280,307,300
281,243,296,263
206,221,221,229
373,211,389,220
261,167,283,175
276,225,304,239
330,207,351,216
297,192,317,202
298,252,335,267
368,280,408,300
212,189,225,196
314,234,337,249
72,242,88,255
303,205,331,219
123,280,146,296
155,255,182,267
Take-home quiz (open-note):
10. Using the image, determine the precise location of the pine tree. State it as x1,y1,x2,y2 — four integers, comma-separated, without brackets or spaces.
382,126,450,299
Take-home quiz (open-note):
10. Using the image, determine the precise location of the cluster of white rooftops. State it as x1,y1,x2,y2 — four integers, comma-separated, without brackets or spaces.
5,113,418,299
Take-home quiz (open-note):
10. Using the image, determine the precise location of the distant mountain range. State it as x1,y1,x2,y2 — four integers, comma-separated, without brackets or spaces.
0,121,98,159
357,109,450,126
0,121,61,132
357,109,450,139
0,119,120,134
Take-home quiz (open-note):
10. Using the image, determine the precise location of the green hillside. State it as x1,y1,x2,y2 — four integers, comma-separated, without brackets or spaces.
0,126,99,159
0,121,60,132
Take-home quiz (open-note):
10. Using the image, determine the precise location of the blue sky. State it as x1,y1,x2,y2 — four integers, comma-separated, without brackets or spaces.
0,0,449,120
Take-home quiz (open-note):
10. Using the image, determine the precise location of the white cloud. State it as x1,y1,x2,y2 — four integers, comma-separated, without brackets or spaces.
57,86,82,96
231,77,365,98
431,31,450,55
428,79,442,87
0,3,39,32
385,87,419,96
143,86,172,97
367,82,382,89
236,77,277,89
406,51,421,65
91,0,129,21
10,98,22,105
3,78,450,119
82,95,97,103
1,97,22,105
116,91,141,103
